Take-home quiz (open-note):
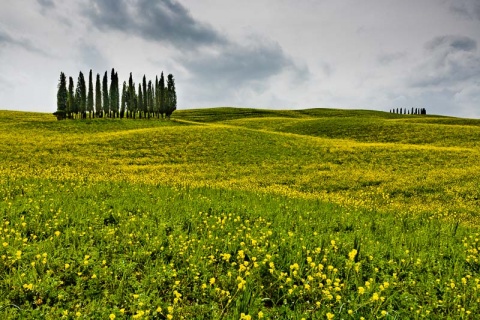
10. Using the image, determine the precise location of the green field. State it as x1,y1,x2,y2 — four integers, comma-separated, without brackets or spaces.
1,108,479,319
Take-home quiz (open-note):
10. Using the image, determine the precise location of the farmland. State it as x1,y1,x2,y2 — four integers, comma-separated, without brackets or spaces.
1,108,479,319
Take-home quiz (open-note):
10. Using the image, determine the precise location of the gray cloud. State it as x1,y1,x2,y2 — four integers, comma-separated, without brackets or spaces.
36,0,55,9
77,42,110,72
182,42,294,86
450,0,480,20
377,52,406,65
426,35,477,52
82,0,307,106
178,38,309,105
83,0,225,49
408,35,480,88
0,28,49,56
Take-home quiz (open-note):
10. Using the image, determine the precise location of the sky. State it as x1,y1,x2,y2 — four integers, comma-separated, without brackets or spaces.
1,0,480,118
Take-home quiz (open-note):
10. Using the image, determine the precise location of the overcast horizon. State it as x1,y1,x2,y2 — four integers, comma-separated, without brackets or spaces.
1,0,480,118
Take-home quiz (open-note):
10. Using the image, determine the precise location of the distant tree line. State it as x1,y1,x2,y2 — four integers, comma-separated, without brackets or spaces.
389,108,427,115
55,69,176,120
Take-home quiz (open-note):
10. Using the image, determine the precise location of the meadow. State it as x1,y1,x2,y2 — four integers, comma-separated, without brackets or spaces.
0,108,479,319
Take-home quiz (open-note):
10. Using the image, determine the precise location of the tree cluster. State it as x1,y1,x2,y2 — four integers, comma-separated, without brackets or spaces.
55,69,176,120
389,108,427,115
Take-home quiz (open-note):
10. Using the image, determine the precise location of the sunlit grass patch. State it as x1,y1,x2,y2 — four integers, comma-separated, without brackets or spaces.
1,178,479,318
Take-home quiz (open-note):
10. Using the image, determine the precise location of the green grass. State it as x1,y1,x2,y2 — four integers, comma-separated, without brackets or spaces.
1,108,480,319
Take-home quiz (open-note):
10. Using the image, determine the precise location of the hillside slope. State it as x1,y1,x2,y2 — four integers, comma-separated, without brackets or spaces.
1,108,480,318
1,108,479,221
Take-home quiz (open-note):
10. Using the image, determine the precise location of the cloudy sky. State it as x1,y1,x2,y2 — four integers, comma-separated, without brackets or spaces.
1,0,480,118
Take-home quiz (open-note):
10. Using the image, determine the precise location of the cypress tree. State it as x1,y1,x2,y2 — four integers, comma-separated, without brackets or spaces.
133,84,138,119
159,72,165,118
87,69,94,118
142,75,147,118
138,83,143,119
67,76,74,119
166,74,177,118
75,75,83,119
95,73,102,117
55,72,67,120
109,69,114,118
120,81,126,119
103,71,109,117
127,73,135,119
72,78,79,118
81,72,87,119
114,72,120,118
155,75,159,118
109,68,118,118
76,71,86,119
147,80,154,119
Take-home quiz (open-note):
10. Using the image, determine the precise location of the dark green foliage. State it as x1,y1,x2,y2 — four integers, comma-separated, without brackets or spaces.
166,74,177,118
127,73,136,119
147,80,154,118
154,75,159,117
75,71,86,119
159,72,166,118
87,70,94,118
120,81,126,119
53,69,177,121
102,71,109,117
109,68,119,118
55,72,67,120
114,72,119,117
142,75,147,118
95,74,102,117
137,83,143,119
67,77,74,119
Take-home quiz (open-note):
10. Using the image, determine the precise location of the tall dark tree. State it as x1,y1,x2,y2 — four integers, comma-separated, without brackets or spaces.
159,72,166,118
142,75,147,118
166,74,177,118
127,73,135,118
76,71,87,119
137,83,143,119
133,84,138,119
154,75,159,118
87,70,94,118
102,71,109,117
147,80,154,119
109,68,118,118
55,72,67,120
95,73,102,117
67,76,75,119
120,81,126,119
114,72,120,117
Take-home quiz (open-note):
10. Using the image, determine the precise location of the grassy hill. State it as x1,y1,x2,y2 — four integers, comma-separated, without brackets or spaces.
0,108,479,318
